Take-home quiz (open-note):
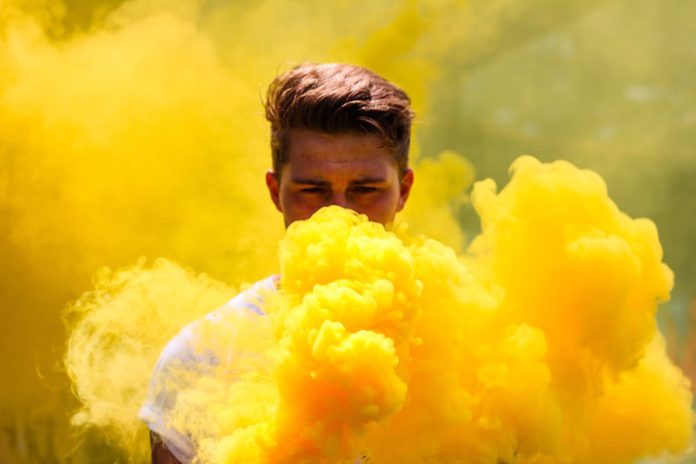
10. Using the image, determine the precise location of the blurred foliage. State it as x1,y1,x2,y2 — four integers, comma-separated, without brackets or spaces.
423,0,696,301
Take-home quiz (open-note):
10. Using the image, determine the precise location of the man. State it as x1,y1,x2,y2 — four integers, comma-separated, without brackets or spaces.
141,62,415,463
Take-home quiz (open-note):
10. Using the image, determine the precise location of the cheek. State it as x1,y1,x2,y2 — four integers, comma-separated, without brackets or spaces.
358,190,401,222
282,192,326,218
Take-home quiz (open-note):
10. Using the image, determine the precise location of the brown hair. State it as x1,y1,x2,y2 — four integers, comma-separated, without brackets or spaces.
264,63,414,176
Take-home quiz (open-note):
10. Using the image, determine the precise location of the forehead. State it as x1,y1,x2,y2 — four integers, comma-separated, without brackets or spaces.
283,129,397,179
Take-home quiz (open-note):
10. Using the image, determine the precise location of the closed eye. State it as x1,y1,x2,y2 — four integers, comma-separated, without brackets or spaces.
352,186,379,194
300,187,326,194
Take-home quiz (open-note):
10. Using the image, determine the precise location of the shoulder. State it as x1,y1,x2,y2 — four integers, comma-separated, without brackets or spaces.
139,275,279,462
152,274,279,375
212,274,280,319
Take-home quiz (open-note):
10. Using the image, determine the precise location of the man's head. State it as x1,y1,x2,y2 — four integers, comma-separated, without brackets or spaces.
264,63,415,227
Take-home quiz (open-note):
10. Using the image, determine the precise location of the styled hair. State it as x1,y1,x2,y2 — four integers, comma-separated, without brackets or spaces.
264,63,414,176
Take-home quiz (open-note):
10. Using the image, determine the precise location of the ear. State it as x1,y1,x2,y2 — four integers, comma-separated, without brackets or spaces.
396,168,414,212
265,170,283,213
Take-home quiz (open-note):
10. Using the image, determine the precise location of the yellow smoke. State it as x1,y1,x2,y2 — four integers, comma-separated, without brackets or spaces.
64,259,235,458
1,0,467,458
66,157,692,463
3,0,695,462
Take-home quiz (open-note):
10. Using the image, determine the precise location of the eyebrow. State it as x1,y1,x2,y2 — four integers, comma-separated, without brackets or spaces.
350,177,386,185
290,178,330,186
290,176,386,185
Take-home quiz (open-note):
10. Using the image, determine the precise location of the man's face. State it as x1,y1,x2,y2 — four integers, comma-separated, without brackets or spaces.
266,129,414,227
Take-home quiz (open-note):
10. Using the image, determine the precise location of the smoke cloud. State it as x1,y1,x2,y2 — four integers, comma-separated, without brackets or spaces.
66,158,692,463
2,0,694,461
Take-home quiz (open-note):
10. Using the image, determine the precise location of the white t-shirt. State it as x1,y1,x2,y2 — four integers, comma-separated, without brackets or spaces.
139,275,279,463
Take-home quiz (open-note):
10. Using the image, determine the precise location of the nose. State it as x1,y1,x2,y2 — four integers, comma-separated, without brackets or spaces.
330,191,349,209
